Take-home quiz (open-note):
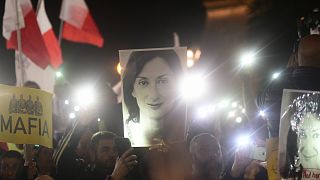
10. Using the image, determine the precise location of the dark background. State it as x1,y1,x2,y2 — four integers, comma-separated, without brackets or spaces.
0,0,319,99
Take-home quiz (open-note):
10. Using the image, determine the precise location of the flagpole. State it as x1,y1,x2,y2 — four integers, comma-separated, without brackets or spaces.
15,0,33,165
15,0,24,87
58,20,64,45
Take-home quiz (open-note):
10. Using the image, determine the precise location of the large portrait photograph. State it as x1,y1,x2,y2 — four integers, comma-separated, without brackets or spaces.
279,89,320,179
120,47,187,147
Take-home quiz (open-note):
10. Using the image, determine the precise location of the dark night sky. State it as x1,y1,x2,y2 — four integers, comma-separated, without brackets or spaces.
0,0,319,95
0,0,206,87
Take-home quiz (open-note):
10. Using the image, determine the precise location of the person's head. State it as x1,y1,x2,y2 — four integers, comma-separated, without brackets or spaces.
35,146,54,172
297,113,320,169
189,133,223,177
291,93,320,169
123,49,184,123
89,131,118,170
23,81,40,89
76,123,98,161
0,150,24,180
298,34,320,67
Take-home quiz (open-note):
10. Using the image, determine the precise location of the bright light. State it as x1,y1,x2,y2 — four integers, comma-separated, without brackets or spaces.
228,111,236,118
259,110,266,117
69,112,76,119
75,86,95,107
187,50,194,59
240,52,256,67
194,49,201,60
231,102,238,108
241,108,246,114
117,62,122,75
56,71,63,78
180,74,206,100
272,72,280,79
74,106,80,112
208,104,216,113
187,59,195,68
219,99,229,108
64,100,69,105
97,118,101,122
197,107,209,119
236,134,251,147
235,117,242,123
197,104,216,118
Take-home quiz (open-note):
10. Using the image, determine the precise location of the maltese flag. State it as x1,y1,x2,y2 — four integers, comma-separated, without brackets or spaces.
15,0,60,93
37,0,63,69
3,0,50,69
60,0,104,47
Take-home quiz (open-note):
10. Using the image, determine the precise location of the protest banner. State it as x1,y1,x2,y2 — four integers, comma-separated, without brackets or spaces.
120,47,187,147
279,89,320,179
0,84,52,147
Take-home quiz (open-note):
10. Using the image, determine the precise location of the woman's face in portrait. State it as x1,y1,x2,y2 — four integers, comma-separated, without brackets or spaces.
298,113,320,169
132,57,178,121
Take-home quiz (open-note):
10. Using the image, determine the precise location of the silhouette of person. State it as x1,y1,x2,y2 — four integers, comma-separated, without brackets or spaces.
9,95,18,114
35,96,43,116
26,95,34,115
18,94,26,114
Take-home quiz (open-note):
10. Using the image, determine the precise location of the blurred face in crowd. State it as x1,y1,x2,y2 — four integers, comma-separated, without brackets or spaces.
37,147,54,171
191,135,223,176
95,139,117,169
298,113,320,169
77,129,95,161
0,157,22,180
132,57,178,121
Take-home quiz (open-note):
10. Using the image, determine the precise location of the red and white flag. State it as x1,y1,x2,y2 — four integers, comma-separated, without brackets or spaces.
37,0,63,69
15,52,55,93
11,0,60,93
3,0,51,69
60,0,104,47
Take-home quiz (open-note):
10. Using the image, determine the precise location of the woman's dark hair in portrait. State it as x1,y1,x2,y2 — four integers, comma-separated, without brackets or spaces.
122,49,184,124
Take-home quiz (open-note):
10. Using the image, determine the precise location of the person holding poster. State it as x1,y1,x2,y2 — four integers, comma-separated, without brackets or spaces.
121,48,186,147
279,90,320,179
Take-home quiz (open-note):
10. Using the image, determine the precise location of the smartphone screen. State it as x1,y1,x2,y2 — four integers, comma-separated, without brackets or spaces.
248,146,266,161
114,137,132,157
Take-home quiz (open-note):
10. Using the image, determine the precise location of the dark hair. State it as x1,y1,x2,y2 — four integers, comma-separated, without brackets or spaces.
0,151,25,179
90,131,117,150
23,81,40,89
122,49,184,123
189,133,220,153
284,93,320,178
0,150,24,162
